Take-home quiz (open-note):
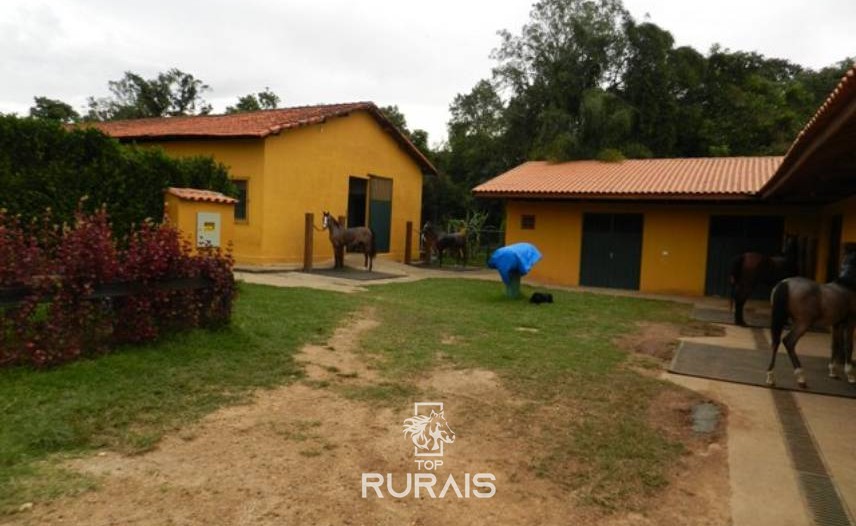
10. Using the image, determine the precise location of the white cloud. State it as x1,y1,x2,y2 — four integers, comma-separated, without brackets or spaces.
1,0,853,144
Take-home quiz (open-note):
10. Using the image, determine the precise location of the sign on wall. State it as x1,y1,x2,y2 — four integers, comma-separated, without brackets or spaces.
197,212,222,247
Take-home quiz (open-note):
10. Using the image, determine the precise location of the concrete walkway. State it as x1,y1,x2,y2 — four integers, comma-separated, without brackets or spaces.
669,323,856,526
234,257,855,525
235,253,498,293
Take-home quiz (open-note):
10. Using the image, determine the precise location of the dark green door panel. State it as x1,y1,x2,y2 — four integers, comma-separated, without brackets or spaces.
704,215,784,297
368,177,393,253
580,213,643,290
369,200,391,253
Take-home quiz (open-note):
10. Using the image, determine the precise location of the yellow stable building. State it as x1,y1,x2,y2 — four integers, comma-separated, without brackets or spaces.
94,102,436,266
475,66,856,297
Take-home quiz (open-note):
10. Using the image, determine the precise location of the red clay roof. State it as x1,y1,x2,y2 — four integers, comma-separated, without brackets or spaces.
88,102,437,175
165,187,238,205
473,157,784,199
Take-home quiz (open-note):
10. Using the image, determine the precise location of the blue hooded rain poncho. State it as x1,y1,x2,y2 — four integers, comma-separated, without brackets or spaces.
488,243,542,297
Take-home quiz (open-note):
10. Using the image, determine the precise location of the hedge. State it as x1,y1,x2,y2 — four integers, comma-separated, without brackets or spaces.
0,115,235,236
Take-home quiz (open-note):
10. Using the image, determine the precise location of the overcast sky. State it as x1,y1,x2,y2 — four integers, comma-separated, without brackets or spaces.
1,0,854,145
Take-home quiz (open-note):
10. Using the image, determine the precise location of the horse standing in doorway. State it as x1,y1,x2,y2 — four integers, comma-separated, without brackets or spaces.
321,211,376,271
421,222,467,267
766,249,856,388
729,235,799,325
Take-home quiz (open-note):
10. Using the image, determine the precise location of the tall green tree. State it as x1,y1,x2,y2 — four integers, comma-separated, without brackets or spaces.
225,87,281,113
491,0,631,161
379,105,430,153
621,21,677,156
86,69,212,121
29,96,80,123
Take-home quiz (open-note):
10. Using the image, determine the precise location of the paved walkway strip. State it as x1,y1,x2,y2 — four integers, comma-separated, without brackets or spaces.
772,390,853,526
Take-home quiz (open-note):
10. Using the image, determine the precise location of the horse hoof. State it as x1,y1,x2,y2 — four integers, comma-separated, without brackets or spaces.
798,381,808,389
765,372,775,387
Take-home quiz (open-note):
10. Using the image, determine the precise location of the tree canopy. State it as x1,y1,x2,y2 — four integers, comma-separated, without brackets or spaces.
427,0,853,224
86,68,212,121
225,87,281,113
29,96,80,123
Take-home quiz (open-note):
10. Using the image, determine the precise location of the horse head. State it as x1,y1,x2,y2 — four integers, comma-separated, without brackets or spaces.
402,410,455,452
427,410,455,450
321,211,331,230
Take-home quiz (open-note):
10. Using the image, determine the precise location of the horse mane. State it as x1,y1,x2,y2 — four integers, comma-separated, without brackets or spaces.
403,415,431,447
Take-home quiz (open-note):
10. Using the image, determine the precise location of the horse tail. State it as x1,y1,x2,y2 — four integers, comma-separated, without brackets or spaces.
728,254,744,312
770,280,790,351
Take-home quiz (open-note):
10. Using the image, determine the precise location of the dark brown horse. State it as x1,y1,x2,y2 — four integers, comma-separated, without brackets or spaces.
729,235,799,325
322,211,376,271
421,222,467,267
767,249,856,388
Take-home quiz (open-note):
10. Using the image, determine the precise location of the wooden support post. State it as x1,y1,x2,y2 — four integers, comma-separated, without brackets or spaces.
404,221,413,265
304,212,314,272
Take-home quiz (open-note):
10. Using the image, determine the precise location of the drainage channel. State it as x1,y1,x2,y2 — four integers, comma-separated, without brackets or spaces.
771,390,853,526
752,326,853,525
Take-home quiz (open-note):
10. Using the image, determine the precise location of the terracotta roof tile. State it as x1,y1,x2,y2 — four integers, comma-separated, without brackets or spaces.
166,187,238,204
473,157,783,199
86,102,437,175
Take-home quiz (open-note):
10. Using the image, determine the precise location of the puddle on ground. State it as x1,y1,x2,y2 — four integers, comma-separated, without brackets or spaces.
691,402,720,433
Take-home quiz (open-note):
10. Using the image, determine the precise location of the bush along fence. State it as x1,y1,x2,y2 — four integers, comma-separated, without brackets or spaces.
0,208,235,368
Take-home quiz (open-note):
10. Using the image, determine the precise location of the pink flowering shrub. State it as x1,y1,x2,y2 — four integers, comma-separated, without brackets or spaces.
0,208,235,367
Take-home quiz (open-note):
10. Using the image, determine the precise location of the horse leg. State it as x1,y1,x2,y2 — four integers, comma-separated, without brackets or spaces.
734,285,749,326
845,324,855,384
783,322,810,388
767,327,783,386
829,324,843,379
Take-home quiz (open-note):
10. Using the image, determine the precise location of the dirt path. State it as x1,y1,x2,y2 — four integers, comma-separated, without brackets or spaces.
6,313,730,526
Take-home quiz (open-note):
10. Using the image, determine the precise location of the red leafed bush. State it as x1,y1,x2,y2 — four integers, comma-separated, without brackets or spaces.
0,208,235,368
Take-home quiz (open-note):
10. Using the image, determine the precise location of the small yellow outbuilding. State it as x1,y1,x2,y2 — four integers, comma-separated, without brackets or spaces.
163,187,237,253
94,102,436,266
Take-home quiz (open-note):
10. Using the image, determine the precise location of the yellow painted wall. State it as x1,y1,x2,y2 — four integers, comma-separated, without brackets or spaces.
816,195,856,281
506,200,820,296
152,139,265,262
145,111,424,265
261,110,423,264
163,193,235,254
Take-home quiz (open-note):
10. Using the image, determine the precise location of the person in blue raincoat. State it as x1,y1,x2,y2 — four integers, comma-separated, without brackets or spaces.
488,243,542,297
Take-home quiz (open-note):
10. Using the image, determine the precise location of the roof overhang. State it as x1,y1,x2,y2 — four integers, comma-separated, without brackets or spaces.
761,67,856,203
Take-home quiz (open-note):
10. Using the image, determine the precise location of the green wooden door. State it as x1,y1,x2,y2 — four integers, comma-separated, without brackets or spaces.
580,213,643,290
704,215,784,297
368,177,392,253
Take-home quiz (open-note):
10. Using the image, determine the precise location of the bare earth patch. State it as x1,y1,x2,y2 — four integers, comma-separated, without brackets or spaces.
7,312,730,526
618,321,724,361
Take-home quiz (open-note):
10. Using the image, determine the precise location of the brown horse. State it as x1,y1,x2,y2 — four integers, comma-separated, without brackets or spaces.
729,235,799,325
766,249,856,388
321,211,376,271
421,222,467,267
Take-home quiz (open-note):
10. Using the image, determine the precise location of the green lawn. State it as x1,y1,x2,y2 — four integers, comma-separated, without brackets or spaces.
0,283,360,513
358,279,693,508
1,278,698,513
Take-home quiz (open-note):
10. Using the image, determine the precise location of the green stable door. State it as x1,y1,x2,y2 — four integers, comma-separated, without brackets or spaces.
579,213,644,290
368,177,392,253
